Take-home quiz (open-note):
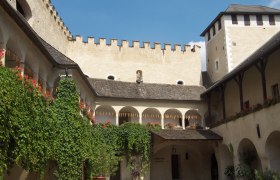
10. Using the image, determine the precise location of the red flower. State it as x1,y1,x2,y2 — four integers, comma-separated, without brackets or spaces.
0,50,4,58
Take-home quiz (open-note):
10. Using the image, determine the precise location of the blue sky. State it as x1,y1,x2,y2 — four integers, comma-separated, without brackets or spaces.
51,0,280,45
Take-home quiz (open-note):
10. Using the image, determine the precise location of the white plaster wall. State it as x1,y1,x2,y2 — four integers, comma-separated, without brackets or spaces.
225,15,280,72
224,80,240,117
206,16,228,82
24,0,71,54
213,103,280,172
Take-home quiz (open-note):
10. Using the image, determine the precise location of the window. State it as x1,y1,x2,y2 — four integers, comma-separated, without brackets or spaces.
256,15,263,26
215,60,219,71
244,15,250,26
218,19,222,30
213,26,216,36
177,80,184,85
207,31,211,41
231,15,238,24
269,15,275,25
272,84,279,99
107,75,115,80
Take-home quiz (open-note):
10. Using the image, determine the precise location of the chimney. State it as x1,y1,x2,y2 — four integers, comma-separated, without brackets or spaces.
136,70,143,84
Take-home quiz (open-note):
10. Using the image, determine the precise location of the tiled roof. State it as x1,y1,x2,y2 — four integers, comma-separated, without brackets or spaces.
88,78,205,101
226,4,280,13
152,129,222,140
39,38,76,65
201,4,280,36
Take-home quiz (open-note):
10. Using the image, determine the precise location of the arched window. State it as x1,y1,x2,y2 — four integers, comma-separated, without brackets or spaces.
107,75,115,80
16,0,32,20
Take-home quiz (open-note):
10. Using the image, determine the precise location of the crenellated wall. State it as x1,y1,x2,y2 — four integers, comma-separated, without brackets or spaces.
6,0,202,85
66,36,202,85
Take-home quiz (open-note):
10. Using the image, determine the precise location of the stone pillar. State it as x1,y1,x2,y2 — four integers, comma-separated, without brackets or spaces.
139,113,142,124
33,72,39,84
182,113,186,130
0,48,6,67
20,61,25,76
116,110,119,126
161,114,164,129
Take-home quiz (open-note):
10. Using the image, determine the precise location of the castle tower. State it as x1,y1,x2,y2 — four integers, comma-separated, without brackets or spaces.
201,4,280,82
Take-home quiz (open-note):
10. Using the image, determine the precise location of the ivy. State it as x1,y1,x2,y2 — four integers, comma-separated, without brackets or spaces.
0,66,153,180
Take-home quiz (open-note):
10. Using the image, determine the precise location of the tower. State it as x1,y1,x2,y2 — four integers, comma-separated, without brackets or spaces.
201,4,280,82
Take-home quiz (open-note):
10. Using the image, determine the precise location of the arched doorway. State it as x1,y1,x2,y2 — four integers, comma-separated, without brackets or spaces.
119,106,139,125
185,110,202,129
238,139,262,174
265,131,280,171
95,105,116,125
211,154,218,180
142,108,161,125
164,109,182,129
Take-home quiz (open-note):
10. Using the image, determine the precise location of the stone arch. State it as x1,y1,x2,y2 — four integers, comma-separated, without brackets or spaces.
237,138,262,171
95,105,116,124
185,110,202,129
265,131,280,171
5,38,22,68
16,0,32,20
142,108,161,125
119,106,139,125
164,109,182,129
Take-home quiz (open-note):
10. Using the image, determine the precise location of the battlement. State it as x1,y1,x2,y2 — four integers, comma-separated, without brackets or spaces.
70,36,200,53
42,0,72,38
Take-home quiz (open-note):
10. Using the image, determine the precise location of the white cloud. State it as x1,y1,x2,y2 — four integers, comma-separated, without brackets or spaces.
269,0,280,8
188,41,206,71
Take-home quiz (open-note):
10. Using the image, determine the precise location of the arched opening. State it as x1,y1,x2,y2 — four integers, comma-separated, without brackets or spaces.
16,0,32,20
185,110,202,129
5,38,21,68
142,108,161,125
238,139,262,174
265,131,280,171
164,109,182,129
119,106,139,125
211,154,218,180
95,105,116,125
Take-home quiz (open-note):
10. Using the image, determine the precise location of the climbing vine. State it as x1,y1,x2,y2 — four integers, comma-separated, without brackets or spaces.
0,66,153,180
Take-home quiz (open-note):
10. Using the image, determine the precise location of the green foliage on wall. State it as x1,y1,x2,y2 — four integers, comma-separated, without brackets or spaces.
0,66,153,180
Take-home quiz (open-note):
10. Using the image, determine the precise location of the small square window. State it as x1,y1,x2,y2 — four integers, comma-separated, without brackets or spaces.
218,19,222,30
232,15,238,24
244,15,250,26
